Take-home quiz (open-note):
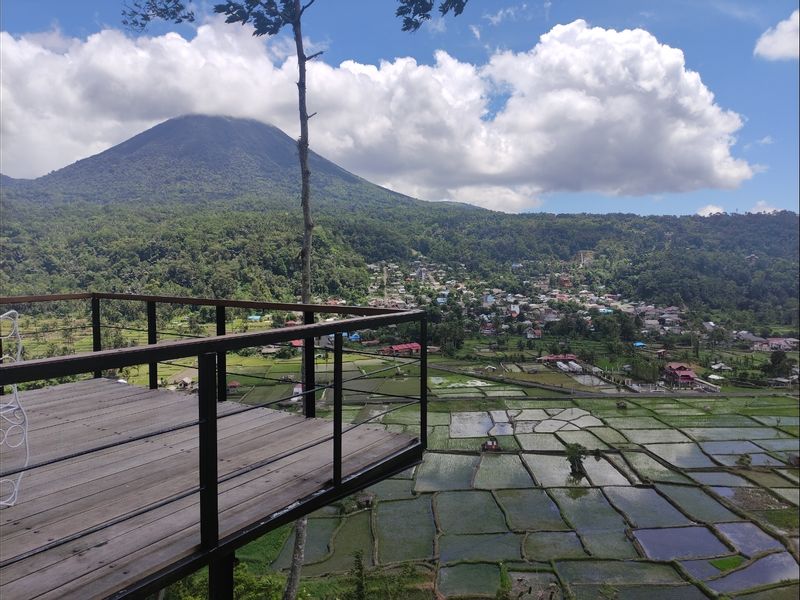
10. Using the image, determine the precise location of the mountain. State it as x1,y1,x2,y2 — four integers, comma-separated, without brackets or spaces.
2,114,420,208
1,115,798,327
0,173,21,187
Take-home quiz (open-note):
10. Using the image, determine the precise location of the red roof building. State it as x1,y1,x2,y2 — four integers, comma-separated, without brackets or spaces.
664,362,697,388
379,342,421,356
537,354,578,363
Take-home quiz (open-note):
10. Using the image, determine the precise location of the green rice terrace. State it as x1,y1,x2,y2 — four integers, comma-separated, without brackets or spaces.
6,312,800,599
217,358,799,599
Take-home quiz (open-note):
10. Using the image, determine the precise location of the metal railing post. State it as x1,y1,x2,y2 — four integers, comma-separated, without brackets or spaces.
216,306,226,402
420,315,428,449
0,338,4,396
333,332,342,486
209,552,235,600
91,295,102,378
147,301,158,389
198,352,218,551
303,310,316,418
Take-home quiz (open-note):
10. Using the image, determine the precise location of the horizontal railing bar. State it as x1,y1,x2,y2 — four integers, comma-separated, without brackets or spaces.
0,416,202,478
0,397,423,561
0,311,424,385
18,326,91,336
113,443,424,600
216,400,421,485
102,324,205,339
338,346,422,360
0,366,415,479
205,383,331,420
339,387,422,402
343,400,420,433
217,358,420,389
351,360,421,380
0,292,403,316
0,292,94,303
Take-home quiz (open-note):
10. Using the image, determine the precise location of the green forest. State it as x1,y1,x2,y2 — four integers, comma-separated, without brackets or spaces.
2,197,797,326
1,116,797,327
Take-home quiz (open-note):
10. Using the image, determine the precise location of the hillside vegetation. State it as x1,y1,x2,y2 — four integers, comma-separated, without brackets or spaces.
1,116,797,326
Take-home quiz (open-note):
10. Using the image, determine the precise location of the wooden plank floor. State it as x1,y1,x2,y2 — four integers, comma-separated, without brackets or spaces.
0,379,416,599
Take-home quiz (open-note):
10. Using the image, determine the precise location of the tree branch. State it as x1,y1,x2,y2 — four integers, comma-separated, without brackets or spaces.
306,50,324,61
299,0,316,17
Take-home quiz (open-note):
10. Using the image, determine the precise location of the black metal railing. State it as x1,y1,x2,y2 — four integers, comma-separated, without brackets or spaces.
0,292,427,598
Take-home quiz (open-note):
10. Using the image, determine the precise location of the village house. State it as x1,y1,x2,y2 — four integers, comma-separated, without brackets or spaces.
379,342,421,356
525,327,543,339
755,338,799,352
664,362,697,388
538,353,578,363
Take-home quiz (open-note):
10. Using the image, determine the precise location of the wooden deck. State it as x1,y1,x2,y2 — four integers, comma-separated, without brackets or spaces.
0,379,417,599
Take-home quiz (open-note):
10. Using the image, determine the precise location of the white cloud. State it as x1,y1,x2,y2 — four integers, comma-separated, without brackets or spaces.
750,200,778,213
754,10,799,60
697,204,724,216
1,18,753,212
743,135,774,151
484,5,528,26
710,1,762,24
469,25,481,40
425,17,447,34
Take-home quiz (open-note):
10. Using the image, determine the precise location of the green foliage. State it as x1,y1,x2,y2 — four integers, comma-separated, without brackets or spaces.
348,550,368,600
214,1,298,37
238,524,293,570
122,1,195,31
565,443,588,476
164,564,285,600
298,560,424,600
396,0,470,32
762,350,797,378
3,116,798,327
598,583,619,599
709,555,745,572
495,562,512,600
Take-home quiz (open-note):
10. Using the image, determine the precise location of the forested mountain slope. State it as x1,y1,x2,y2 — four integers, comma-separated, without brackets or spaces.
2,116,797,325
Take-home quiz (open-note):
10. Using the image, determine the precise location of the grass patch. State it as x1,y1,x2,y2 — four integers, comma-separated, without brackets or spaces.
709,555,745,572
754,508,800,533
238,524,292,570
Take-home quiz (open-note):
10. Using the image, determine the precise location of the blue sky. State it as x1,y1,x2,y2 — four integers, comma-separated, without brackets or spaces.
1,1,798,215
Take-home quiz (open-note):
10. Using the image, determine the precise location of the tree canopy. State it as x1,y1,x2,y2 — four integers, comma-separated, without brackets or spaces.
395,0,470,31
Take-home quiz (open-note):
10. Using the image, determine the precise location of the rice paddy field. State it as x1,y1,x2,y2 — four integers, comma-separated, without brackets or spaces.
243,390,800,599
8,316,799,597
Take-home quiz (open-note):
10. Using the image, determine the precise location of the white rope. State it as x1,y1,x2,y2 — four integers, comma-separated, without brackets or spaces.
1,310,28,507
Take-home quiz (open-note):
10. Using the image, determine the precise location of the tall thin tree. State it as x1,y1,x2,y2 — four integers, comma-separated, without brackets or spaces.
122,2,320,599
119,3,476,598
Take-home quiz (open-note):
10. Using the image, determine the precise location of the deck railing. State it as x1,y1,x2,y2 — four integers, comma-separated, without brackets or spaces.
0,292,427,598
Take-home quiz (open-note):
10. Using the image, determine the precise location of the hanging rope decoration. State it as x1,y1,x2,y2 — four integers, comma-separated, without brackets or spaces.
1,310,28,507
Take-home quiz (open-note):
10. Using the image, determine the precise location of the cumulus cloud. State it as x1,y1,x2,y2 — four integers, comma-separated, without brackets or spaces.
484,5,526,26
697,204,724,216
1,18,753,212
750,200,778,213
754,10,799,60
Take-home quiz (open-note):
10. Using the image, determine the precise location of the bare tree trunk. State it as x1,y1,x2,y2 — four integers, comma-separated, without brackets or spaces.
293,1,314,306
284,3,313,599
282,515,308,600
